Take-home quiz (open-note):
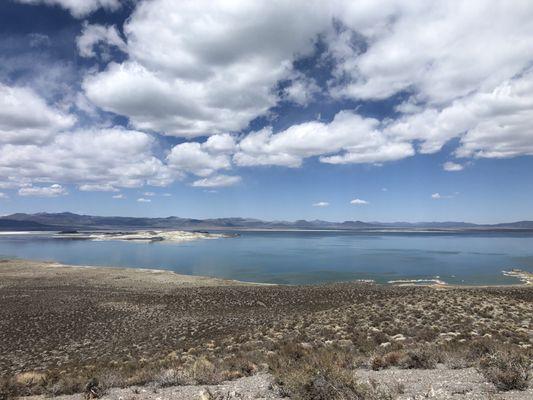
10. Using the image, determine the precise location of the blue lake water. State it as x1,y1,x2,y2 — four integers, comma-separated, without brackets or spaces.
1,230,532,285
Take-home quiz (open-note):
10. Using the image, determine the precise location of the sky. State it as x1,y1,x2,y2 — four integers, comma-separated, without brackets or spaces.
0,0,533,223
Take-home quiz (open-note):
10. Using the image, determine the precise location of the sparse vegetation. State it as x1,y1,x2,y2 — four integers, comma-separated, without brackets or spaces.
0,261,531,397
270,347,398,399
400,347,438,369
479,350,531,391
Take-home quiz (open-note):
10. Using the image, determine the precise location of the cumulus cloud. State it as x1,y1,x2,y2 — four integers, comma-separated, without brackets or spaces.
327,1,533,160
83,0,331,137
0,83,75,145
167,141,232,177
76,0,533,171
18,184,67,197
15,0,121,18
77,23,127,59
165,134,241,186
383,70,533,157
350,198,368,205
234,111,414,167
330,1,533,105
443,162,464,172
192,175,241,188
202,134,237,154
6,0,533,194
112,193,125,199
137,197,151,203
312,201,329,207
0,127,174,191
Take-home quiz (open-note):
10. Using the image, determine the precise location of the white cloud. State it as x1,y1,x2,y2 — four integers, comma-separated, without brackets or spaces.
327,2,533,160
192,175,241,188
7,0,533,194
350,198,368,205
0,127,174,191
234,110,414,167
143,192,155,196
312,201,329,207
18,184,67,197
0,82,75,145
202,134,237,154
330,1,533,105
137,197,151,203
431,192,454,200
77,23,127,59
454,72,533,159
167,141,231,177
165,134,240,186
443,162,464,172
15,0,121,18
112,193,125,199
79,184,118,192
284,73,321,106
382,70,533,157
0,192,8,199
83,0,331,137
74,1,533,172
0,180,28,190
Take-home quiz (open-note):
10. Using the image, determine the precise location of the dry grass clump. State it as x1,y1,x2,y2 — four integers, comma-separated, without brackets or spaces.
270,344,399,399
400,347,438,369
153,368,187,388
370,351,407,370
0,371,87,398
0,351,266,399
479,350,531,391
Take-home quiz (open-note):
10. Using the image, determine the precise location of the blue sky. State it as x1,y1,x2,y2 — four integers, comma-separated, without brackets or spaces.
1,0,533,223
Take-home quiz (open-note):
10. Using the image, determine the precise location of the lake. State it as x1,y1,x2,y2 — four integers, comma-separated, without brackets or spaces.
0,230,532,285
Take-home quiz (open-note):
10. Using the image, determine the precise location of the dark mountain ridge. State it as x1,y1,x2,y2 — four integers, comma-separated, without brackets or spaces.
1,212,533,231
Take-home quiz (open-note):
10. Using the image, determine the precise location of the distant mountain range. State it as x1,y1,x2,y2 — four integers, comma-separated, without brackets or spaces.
1,212,533,231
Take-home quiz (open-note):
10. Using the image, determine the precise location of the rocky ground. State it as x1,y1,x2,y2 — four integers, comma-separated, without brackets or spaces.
20,369,533,400
0,259,531,399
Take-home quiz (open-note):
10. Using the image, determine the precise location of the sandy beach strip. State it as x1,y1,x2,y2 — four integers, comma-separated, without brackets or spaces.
0,258,260,289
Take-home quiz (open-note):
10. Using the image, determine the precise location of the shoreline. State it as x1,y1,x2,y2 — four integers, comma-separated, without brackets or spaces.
0,258,259,289
3,227,533,234
1,257,531,288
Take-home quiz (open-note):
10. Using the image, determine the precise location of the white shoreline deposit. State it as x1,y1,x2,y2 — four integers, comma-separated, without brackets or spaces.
388,278,447,286
502,268,533,285
55,230,235,243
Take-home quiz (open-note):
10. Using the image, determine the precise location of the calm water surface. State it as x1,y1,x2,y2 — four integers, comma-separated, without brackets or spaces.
1,231,532,285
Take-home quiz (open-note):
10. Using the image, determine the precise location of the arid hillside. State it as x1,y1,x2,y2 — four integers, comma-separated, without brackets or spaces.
0,260,531,399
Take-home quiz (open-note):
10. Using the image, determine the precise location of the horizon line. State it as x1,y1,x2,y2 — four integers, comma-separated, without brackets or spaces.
2,211,533,226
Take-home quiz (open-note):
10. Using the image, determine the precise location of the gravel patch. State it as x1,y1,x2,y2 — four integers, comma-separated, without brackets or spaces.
357,367,533,399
